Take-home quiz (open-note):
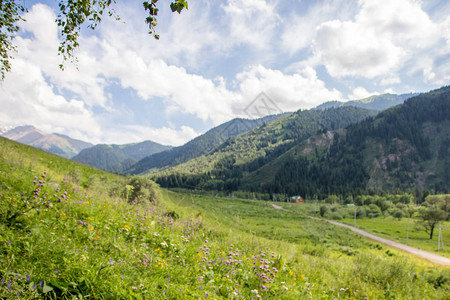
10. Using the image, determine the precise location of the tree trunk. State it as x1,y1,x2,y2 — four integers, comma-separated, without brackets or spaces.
429,224,434,239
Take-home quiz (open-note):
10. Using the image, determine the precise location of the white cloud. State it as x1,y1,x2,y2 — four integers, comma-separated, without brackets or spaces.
310,0,444,82
348,87,378,100
236,65,342,111
16,4,109,108
281,0,357,54
0,59,102,142
102,125,200,146
2,0,448,149
314,19,406,78
222,0,280,49
380,77,401,86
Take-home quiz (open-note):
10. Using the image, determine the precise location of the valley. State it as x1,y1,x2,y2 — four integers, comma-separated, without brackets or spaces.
1,87,449,299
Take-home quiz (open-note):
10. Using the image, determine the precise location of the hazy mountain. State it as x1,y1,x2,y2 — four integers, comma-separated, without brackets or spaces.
0,126,13,134
126,114,288,175
72,141,172,173
1,125,93,158
315,93,418,111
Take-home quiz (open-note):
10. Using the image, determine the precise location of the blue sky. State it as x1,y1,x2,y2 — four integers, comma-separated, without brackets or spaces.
0,0,449,146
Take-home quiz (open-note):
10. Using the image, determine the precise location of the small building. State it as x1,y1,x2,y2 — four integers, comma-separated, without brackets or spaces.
290,195,304,203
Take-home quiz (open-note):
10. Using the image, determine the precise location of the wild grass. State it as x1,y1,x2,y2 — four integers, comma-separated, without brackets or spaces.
340,217,450,258
0,137,449,299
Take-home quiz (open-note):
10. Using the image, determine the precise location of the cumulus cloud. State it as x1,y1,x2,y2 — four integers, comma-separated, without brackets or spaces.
2,0,447,148
16,4,109,108
222,0,280,49
101,125,200,146
281,0,357,54
0,59,102,142
348,87,378,100
236,65,342,111
314,0,443,79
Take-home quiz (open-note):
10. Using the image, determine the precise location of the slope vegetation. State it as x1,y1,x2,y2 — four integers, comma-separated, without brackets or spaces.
127,114,286,175
72,141,171,173
153,106,378,190
0,136,448,299
252,86,450,197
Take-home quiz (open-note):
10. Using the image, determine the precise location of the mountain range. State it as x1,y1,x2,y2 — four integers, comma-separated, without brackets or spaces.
125,114,287,175
1,91,420,177
152,87,450,198
152,106,378,190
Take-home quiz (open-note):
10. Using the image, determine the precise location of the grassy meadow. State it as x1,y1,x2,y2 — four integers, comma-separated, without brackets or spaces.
0,137,449,299
340,217,450,258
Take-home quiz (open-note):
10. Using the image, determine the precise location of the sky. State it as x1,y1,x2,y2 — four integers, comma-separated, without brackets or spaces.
0,0,449,146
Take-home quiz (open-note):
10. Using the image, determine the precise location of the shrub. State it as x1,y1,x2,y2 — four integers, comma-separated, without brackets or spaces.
319,205,328,217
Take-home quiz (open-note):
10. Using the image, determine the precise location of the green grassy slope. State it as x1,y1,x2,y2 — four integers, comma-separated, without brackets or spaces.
0,136,448,299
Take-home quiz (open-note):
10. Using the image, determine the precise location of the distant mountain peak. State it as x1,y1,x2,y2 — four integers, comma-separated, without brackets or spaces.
1,125,93,158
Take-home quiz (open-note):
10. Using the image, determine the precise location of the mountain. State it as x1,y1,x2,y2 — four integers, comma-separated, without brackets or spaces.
152,106,378,189
126,114,287,175
72,141,172,173
152,87,450,198
1,125,93,158
255,87,450,198
315,93,418,111
0,126,13,134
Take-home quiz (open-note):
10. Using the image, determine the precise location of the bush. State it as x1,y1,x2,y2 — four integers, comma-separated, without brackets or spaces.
319,205,328,217
330,211,344,220
391,208,404,220
126,177,159,204
366,204,382,218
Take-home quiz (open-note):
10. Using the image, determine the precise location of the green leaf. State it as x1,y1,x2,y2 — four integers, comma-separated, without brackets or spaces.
43,283,54,293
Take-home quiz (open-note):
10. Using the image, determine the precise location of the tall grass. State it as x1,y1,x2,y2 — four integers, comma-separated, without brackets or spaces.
0,137,449,299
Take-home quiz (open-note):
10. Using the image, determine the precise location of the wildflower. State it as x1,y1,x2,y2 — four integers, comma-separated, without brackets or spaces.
56,269,59,274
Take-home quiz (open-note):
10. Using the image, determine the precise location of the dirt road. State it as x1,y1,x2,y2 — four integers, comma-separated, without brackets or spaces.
271,204,450,266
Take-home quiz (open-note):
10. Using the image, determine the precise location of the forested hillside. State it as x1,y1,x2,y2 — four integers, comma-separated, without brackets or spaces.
72,141,171,173
126,114,286,175
153,87,450,199
153,106,378,191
